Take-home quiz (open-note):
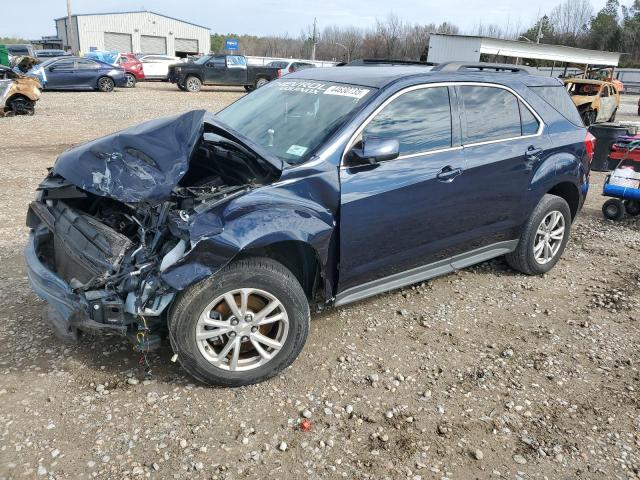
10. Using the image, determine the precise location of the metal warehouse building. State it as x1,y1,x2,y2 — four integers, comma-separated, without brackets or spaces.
55,11,210,56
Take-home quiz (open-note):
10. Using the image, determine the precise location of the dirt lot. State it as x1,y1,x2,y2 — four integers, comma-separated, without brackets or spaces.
0,82,639,480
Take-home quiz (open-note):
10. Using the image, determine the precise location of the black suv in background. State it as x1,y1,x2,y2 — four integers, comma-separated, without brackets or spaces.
26,62,593,386
168,54,281,92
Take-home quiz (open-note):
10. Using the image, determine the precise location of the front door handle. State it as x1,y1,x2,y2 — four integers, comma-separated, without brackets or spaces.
526,145,544,159
436,166,463,182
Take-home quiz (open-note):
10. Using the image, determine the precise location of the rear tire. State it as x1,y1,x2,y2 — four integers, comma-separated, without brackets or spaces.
506,194,571,275
168,257,310,387
609,108,617,122
624,200,640,216
97,76,115,92
185,76,202,92
125,73,136,88
177,82,187,91
602,199,625,220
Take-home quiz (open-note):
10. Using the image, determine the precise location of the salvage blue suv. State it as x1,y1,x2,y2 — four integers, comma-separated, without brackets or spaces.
26,62,594,386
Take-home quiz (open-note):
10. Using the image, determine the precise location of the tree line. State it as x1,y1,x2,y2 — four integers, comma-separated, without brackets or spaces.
211,0,640,67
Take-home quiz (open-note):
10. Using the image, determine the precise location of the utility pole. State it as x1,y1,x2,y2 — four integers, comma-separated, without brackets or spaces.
535,16,544,44
311,17,317,61
66,0,74,53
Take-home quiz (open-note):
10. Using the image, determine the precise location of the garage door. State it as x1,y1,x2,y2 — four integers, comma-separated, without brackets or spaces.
175,38,198,53
104,32,132,52
140,35,167,54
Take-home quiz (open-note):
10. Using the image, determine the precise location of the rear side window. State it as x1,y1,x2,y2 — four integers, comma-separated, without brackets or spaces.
460,86,521,143
363,86,452,155
519,101,540,135
76,59,98,69
530,85,583,126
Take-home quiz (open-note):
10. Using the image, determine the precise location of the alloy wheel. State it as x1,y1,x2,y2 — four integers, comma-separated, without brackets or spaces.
186,78,200,92
195,288,289,372
98,77,114,92
533,210,565,265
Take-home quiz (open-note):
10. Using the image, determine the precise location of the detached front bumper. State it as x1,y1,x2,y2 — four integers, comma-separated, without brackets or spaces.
25,226,129,339
25,227,89,339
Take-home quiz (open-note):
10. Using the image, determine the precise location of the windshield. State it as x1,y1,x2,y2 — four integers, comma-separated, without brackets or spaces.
217,79,374,164
194,55,212,65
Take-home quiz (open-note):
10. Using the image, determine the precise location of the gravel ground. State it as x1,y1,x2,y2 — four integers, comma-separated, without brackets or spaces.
0,82,639,480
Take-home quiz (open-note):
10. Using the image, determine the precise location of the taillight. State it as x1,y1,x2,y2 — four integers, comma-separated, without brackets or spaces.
277,68,282,78
585,131,596,162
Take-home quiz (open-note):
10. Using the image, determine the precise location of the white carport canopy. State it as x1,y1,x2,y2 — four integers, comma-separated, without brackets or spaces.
428,34,621,67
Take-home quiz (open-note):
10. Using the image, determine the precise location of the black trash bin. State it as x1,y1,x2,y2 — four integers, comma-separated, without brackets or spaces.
588,123,635,172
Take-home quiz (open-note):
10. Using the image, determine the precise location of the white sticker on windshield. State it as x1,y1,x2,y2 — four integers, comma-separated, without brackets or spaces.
323,85,370,99
286,145,308,156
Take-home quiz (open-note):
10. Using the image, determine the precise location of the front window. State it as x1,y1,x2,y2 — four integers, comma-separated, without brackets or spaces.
194,55,212,65
217,79,374,164
362,86,452,155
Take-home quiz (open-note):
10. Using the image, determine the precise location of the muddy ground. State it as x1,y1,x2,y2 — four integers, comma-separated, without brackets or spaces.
0,82,639,480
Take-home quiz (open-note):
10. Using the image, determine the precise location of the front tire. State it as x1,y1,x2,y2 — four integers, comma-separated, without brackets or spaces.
255,77,269,89
506,194,571,275
125,73,136,88
185,76,202,92
7,96,35,115
97,76,115,92
168,257,310,387
581,109,596,126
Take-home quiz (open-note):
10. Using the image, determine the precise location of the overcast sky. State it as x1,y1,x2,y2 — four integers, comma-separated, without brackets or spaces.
2,0,610,40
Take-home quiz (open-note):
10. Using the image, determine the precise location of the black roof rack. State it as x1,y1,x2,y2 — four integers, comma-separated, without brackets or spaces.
347,58,437,67
431,62,535,74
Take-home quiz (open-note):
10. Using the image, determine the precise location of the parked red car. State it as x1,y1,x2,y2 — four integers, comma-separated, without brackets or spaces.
115,53,145,87
85,51,145,88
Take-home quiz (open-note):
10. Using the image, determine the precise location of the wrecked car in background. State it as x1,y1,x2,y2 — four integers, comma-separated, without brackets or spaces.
563,78,619,126
0,65,41,116
27,66,591,387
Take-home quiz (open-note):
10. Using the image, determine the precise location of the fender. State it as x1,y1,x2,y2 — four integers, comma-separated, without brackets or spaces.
525,132,587,218
161,158,340,299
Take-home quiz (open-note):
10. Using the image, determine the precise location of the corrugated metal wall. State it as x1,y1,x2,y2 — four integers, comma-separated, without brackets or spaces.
71,12,208,55
427,36,481,64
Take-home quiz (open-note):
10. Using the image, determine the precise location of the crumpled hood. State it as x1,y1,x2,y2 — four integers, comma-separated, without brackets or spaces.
52,110,283,203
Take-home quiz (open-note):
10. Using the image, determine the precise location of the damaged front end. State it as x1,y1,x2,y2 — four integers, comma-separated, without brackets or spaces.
26,110,282,349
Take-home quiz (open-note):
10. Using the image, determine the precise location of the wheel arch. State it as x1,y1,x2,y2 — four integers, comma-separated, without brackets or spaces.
185,73,203,82
239,240,322,302
547,181,580,220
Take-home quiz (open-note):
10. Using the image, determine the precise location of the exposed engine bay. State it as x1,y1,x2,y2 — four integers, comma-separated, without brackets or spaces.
27,123,280,349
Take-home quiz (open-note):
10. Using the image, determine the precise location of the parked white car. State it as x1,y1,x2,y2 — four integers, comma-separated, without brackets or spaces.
137,54,181,80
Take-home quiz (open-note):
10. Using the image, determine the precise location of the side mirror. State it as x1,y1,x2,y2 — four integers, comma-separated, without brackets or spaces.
347,137,400,166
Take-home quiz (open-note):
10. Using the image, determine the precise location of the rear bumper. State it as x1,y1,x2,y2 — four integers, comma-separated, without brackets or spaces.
114,75,128,87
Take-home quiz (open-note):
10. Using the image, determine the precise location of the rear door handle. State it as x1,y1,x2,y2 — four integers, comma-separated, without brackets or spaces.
526,146,544,159
436,166,463,182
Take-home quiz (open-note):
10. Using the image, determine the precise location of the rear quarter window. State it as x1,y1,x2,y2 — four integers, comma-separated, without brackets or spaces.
530,85,584,127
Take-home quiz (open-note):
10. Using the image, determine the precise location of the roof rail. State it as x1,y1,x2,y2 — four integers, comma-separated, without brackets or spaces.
431,62,535,74
347,58,437,67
